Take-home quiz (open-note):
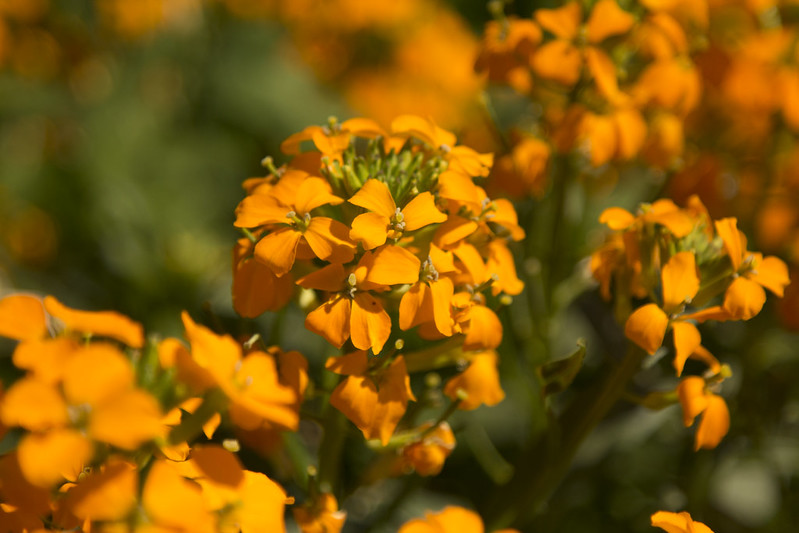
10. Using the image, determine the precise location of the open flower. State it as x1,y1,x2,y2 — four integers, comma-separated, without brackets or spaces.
326,351,415,445
443,350,505,410
179,313,299,431
300,245,420,353
349,178,447,250
714,217,790,320
625,251,703,373
234,170,356,276
677,372,730,451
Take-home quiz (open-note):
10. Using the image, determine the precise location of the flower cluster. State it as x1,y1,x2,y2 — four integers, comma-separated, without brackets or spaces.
0,294,298,531
592,196,789,449
477,0,706,194
233,115,523,446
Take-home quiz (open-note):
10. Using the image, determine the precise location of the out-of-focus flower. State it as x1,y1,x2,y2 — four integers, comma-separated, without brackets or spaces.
399,505,519,533
651,510,714,533
443,351,505,410
293,492,346,533
398,421,456,476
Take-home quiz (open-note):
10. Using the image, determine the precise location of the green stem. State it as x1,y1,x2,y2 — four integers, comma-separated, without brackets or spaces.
485,344,647,529
167,388,228,446
317,369,348,494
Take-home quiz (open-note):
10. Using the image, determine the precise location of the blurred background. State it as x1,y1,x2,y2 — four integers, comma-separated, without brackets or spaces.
1,1,798,532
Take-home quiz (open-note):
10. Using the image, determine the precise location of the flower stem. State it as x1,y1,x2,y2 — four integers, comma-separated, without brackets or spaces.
485,344,646,529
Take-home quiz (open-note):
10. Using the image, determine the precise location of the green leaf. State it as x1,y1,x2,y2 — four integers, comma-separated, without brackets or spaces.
538,339,586,397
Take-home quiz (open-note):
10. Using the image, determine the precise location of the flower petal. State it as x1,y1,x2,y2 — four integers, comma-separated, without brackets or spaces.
0,294,47,341
624,303,669,354
89,389,165,449
17,430,92,488
325,350,370,376
44,296,144,348
534,1,581,39
723,276,766,320
650,511,692,533
532,40,582,86
348,179,396,218
677,376,708,427
305,296,351,349
254,227,302,277
367,245,422,286
294,177,344,214
714,217,744,271
444,351,504,410
661,251,699,312
750,255,790,297
599,207,635,229
671,321,701,376
351,293,391,354
401,192,447,231
695,394,729,450
350,212,390,249
304,217,357,264
586,0,635,43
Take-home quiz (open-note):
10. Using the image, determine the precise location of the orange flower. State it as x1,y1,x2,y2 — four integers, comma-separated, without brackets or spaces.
300,246,420,353
443,351,505,410
651,511,714,533
399,506,519,533
174,445,292,533
349,178,447,249
598,199,697,238
1,342,164,486
532,0,635,89
624,251,700,358
475,17,542,94
326,351,415,445
399,421,456,476
400,244,457,337
293,493,346,533
0,293,48,342
435,173,525,246
231,235,294,318
142,458,216,533
43,296,144,348
281,117,385,159
677,375,730,450
451,290,504,351
714,217,790,320
391,115,494,178
59,457,139,524
180,313,299,431
234,170,356,276
490,136,550,197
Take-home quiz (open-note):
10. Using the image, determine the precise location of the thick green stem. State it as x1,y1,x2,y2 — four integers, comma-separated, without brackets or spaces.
485,344,647,529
